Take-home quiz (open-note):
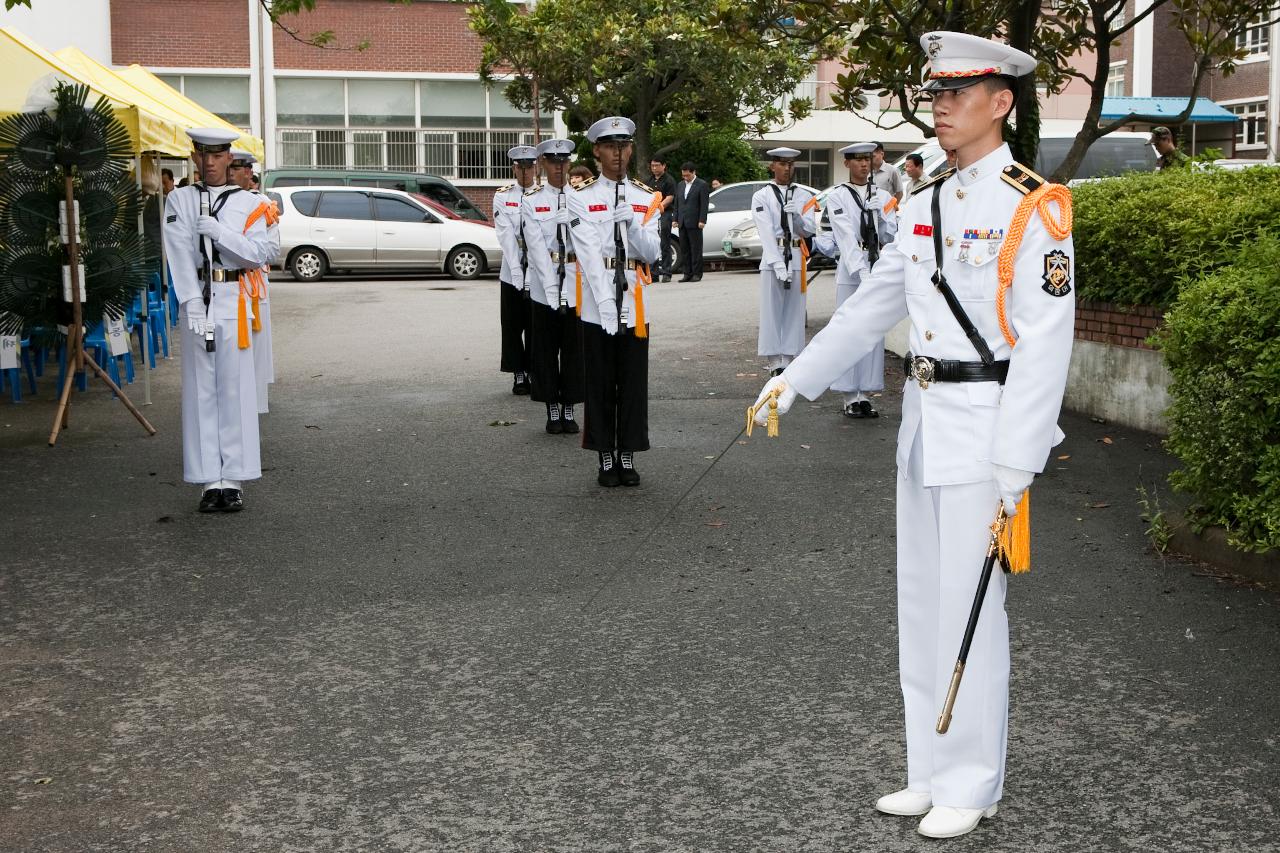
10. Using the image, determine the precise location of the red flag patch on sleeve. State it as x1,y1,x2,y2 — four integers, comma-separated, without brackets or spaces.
913,224,933,236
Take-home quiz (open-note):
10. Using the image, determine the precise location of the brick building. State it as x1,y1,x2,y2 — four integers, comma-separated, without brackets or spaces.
1110,1,1277,159
3,0,550,204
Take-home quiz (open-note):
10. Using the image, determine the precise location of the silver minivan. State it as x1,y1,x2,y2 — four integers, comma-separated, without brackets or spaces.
273,186,503,282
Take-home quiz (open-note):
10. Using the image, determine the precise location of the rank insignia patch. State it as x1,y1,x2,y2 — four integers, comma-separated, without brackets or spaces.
166,215,177,223
1042,249,1071,297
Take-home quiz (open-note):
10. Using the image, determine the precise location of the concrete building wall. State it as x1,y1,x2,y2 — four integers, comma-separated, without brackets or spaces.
0,0,112,63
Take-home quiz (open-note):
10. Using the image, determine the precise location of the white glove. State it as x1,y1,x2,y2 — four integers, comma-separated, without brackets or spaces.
771,262,790,281
752,375,798,426
613,200,633,224
993,463,1035,516
782,200,799,215
597,301,619,335
196,215,224,241
553,206,570,226
182,299,204,334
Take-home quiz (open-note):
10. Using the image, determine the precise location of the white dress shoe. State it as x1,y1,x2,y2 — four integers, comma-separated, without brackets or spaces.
917,804,999,838
874,788,933,816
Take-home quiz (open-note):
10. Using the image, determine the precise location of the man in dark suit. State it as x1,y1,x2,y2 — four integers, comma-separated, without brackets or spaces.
675,161,710,281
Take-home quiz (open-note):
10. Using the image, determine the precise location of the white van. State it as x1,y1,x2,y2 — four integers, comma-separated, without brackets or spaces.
895,131,1154,184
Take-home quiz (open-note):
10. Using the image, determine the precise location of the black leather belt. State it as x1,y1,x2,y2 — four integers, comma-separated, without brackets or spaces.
603,257,639,270
195,268,244,282
903,353,1009,388
551,251,576,263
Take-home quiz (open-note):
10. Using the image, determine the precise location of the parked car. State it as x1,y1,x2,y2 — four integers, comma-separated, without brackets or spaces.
893,131,1155,184
686,180,819,260
272,186,502,282
721,191,835,270
262,169,488,222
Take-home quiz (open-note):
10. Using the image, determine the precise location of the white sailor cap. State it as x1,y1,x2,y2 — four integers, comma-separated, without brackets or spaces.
587,116,636,143
229,148,256,165
838,142,877,157
507,145,538,163
536,138,576,159
766,147,802,160
920,31,1037,92
187,127,239,153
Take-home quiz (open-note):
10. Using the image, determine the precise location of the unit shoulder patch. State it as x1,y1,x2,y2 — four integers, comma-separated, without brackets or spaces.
909,167,956,196
574,176,597,191
1042,249,1071,297
1001,162,1045,196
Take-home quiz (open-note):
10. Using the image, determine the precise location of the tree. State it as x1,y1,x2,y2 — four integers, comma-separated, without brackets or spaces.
466,0,818,168
763,0,1277,182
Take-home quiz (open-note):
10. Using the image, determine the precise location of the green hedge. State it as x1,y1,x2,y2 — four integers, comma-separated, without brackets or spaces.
1072,166,1280,307
1159,233,1280,553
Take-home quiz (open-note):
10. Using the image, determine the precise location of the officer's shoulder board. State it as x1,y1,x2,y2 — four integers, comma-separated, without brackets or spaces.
496,183,514,194
523,185,541,197
1000,162,1045,195
629,178,653,193
909,167,956,197
573,176,597,191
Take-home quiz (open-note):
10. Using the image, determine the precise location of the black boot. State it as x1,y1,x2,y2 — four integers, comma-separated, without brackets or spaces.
512,372,531,395
561,403,580,434
545,402,564,434
617,451,640,486
597,451,621,487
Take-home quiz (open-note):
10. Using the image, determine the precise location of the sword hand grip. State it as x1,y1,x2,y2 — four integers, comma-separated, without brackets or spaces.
936,661,965,735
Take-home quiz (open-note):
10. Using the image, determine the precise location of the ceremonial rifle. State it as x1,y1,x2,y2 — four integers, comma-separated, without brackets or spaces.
778,183,794,289
556,186,568,315
862,182,880,269
198,185,216,352
612,160,628,323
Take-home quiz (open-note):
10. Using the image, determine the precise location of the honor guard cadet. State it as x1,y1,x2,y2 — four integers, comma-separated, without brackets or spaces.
494,145,539,395
567,116,662,486
522,138,585,435
813,142,899,418
752,148,818,376
164,129,281,513
753,32,1073,839
229,148,278,415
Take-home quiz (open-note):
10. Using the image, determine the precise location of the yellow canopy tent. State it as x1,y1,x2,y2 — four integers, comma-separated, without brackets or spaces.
56,47,264,161
114,64,265,161
0,27,188,156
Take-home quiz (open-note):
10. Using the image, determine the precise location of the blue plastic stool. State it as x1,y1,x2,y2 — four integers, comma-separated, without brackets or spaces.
1,336,37,403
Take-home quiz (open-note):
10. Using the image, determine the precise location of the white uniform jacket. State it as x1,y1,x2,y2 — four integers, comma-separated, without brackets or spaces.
785,144,1075,486
520,183,578,309
567,176,660,330
814,181,899,284
750,183,817,273
492,183,530,289
164,184,280,319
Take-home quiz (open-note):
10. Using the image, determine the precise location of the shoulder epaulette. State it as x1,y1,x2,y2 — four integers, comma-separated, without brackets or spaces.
1000,162,1045,195
629,178,653,192
496,183,513,194
574,176,596,191
524,185,541,197
909,167,955,196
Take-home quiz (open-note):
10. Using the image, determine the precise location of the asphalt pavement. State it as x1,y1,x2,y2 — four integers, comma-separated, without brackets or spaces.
1,269,1277,852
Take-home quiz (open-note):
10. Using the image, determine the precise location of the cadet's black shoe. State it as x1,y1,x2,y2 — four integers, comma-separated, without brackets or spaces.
198,489,225,513
512,372,531,395
679,276,692,282
770,367,785,377
689,275,702,282
597,452,621,487
617,451,641,487
221,488,244,512
561,404,580,434
545,402,564,434
859,400,879,419
843,402,864,419
661,275,671,283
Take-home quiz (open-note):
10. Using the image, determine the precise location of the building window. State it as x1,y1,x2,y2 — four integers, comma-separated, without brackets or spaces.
275,77,543,178
1229,101,1267,149
157,74,251,128
760,147,830,188
1236,17,1270,56
1105,62,1126,98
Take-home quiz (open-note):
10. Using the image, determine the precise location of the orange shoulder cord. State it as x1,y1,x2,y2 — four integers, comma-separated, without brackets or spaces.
991,181,1073,574
799,195,820,293
628,191,663,339
232,201,279,348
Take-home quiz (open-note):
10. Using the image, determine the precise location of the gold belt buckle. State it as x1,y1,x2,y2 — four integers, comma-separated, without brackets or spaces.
911,356,934,390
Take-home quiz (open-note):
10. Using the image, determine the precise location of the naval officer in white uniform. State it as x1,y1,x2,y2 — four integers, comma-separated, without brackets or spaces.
164,129,280,512
521,137,585,435
813,142,898,418
567,116,661,487
751,148,817,376
754,32,1075,839
493,145,539,395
